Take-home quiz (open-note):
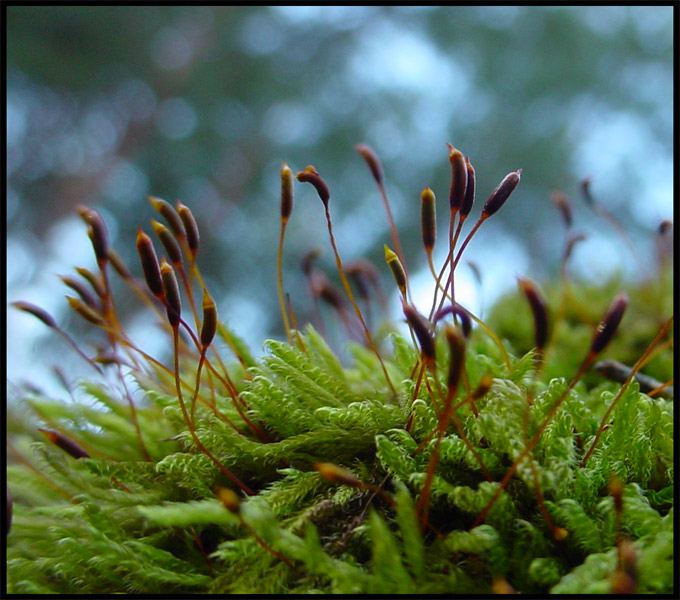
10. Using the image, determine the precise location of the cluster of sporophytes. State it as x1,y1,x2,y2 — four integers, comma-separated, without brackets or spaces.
7,144,673,595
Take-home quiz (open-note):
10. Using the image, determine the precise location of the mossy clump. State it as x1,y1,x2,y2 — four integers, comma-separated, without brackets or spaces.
7,145,673,595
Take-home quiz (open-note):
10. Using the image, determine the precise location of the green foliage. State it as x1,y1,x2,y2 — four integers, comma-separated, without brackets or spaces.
6,252,673,594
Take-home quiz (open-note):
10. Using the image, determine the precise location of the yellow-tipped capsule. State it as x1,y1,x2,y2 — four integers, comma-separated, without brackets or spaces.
384,244,406,297
420,187,436,252
200,289,217,348
160,258,181,327
280,162,294,222
217,487,241,514
315,463,361,488
177,202,200,256
151,219,182,266
66,296,104,326
149,196,185,237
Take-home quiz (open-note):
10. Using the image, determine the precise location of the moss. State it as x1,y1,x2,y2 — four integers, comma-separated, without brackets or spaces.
6,149,673,595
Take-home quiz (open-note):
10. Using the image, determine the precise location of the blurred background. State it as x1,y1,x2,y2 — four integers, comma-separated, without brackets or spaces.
6,6,674,398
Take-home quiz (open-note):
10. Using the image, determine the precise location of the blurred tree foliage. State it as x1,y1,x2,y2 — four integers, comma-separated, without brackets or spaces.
6,6,673,383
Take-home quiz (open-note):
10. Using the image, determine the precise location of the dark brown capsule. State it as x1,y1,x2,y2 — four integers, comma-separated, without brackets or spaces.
200,289,218,348
12,301,57,329
355,143,384,184
77,206,109,264
177,202,200,256
403,304,435,362
149,196,185,237
296,166,330,208
280,162,294,222
160,259,182,327
447,144,467,212
420,187,436,251
460,157,476,217
38,428,90,459
481,169,522,218
136,229,163,298
590,292,629,356
445,323,466,392
151,219,183,266
517,277,549,351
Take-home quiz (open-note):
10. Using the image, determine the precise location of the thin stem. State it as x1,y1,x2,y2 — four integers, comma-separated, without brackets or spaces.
171,327,255,496
323,205,396,397
277,222,293,344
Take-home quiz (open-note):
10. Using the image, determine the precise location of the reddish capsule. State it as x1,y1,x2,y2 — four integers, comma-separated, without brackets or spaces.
517,277,549,351
355,144,384,185
403,304,435,362
296,166,330,208
460,157,476,218
445,323,466,392
433,304,472,338
590,292,629,356
200,290,218,348
447,144,467,212
136,229,163,298
482,169,522,218
38,428,90,459
177,202,200,256
160,259,182,327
